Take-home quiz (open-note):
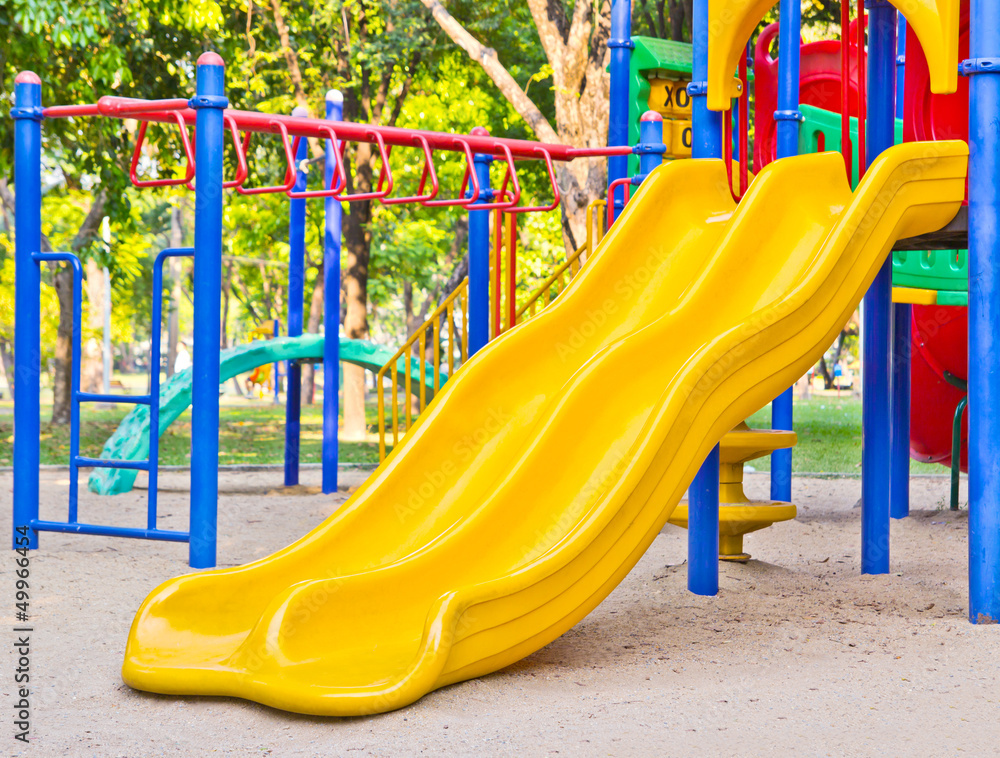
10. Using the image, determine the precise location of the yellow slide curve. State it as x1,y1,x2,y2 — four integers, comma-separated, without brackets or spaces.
122,141,967,716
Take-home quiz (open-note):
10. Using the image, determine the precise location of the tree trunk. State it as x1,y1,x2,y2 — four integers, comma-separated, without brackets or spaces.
82,257,105,393
166,205,183,378
342,204,371,439
301,264,325,405
50,192,107,424
0,340,13,401
51,264,75,424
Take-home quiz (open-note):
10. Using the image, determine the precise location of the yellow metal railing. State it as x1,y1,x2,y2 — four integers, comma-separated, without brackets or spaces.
376,279,468,460
515,199,606,322
375,198,607,461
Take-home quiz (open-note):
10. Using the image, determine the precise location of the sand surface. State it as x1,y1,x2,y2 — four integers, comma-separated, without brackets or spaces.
1,468,997,757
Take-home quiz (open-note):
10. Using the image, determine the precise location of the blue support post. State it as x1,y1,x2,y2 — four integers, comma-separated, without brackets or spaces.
967,0,1000,623
687,0,722,596
890,15,911,521
285,106,308,487
770,0,804,503
860,0,897,574
467,127,493,355
896,16,907,120
689,445,721,596
322,91,343,495
12,71,43,550
189,53,227,569
607,0,633,218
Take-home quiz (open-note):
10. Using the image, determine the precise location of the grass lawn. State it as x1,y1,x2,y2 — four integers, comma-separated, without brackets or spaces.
0,400,386,467
0,393,951,476
745,393,944,475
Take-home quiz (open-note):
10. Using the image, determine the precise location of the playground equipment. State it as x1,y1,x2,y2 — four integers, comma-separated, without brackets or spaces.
668,423,798,562
12,56,630,568
13,0,1000,720
88,335,442,496
121,144,967,715
374,198,606,460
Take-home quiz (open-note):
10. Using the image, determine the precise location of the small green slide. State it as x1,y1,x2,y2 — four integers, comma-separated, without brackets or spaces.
87,335,445,496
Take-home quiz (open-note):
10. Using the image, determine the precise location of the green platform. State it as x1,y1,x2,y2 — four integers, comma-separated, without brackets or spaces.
87,335,446,496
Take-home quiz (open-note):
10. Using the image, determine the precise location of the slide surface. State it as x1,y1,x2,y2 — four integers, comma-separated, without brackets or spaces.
122,143,967,716
88,336,441,496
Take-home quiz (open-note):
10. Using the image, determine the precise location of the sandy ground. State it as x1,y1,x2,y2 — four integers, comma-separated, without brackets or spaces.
1,468,997,757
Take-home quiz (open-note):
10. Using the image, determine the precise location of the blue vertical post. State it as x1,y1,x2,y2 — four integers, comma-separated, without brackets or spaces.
189,52,227,569
285,106,308,487
770,0,803,504
687,0,722,596
890,15,911,520
12,71,43,549
689,446,721,595
467,127,493,356
896,16,907,120
860,0,897,575
967,0,1000,623
322,90,343,495
607,0,633,217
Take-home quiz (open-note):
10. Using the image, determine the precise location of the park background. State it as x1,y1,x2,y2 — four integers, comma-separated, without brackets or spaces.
0,0,945,479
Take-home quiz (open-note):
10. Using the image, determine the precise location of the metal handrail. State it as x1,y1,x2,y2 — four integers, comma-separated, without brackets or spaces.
376,279,469,460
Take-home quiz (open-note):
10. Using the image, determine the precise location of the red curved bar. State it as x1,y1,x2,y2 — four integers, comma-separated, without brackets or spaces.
236,121,298,196
507,149,561,214
286,128,348,199
381,136,440,205
470,144,523,211
423,139,481,208
333,130,394,203
129,112,196,188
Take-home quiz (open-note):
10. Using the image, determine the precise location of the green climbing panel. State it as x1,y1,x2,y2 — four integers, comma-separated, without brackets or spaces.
88,335,446,496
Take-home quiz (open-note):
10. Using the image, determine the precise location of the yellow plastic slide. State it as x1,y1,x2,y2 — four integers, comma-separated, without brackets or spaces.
122,141,967,716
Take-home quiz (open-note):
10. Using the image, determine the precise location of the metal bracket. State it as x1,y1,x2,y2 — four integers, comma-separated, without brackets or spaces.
632,142,667,156
11,106,44,121
686,81,708,96
960,58,1000,76
773,109,805,122
607,37,635,50
188,94,230,109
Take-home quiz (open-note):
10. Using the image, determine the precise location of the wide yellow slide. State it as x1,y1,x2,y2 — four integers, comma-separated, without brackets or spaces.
122,141,967,716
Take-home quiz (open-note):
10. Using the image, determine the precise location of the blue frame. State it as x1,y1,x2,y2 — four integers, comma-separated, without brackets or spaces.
27,249,192,543
323,91,343,494
967,0,1000,622
860,0,898,575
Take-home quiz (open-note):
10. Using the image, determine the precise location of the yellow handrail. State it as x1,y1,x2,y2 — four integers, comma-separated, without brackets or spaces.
376,279,468,461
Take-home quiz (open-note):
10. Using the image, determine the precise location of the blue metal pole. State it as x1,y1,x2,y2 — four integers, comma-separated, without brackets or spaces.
689,445,720,595
189,52,227,569
896,16,907,121
607,0,633,218
770,0,803,504
890,16,911,521
689,0,722,160
285,106,308,487
12,71,43,550
467,127,493,355
322,91,343,495
687,0,721,596
967,0,1000,623
860,0,897,575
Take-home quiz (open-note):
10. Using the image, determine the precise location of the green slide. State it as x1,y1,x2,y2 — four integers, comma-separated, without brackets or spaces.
87,335,445,496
